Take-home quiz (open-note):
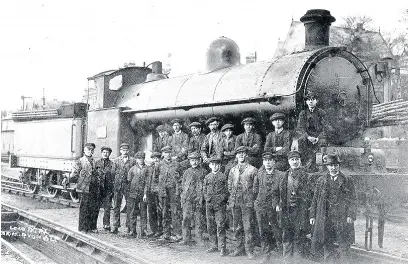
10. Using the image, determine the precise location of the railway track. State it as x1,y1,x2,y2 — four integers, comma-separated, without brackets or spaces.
1,175,79,208
1,203,153,264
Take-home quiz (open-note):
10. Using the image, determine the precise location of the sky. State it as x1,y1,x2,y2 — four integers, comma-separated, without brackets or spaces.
0,0,406,111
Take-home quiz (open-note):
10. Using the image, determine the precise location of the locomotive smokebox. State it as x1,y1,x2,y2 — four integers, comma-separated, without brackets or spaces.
206,36,240,72
300,9,336,50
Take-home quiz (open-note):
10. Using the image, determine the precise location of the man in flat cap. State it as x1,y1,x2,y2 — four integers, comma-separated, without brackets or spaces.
254,151,283,263
179,152,208,245
143,152,163,237
221,123,236,176
153,124,171,154
95,146,115,231
228,146,258,259
157,145,183,241
188,122,206,155
235,117,262,168
203,156,229,256
201,117,224,164
126,151,148,237
71,143,100,233
310,154,356,263
111,143,137,234
264,113,292,171
297,91,328,172
168,118,189,162
273,151,311,262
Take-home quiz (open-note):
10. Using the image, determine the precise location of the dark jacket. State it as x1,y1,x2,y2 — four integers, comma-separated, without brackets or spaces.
157,159,182,197
153,134,171,153
310,172,357,248
188,133,206,155
71,156,99,193
180,166,207,205
222,135,237,162
254,166,283,211
127,164,148,199
203,171,229,207
113,156,137,191
169,131,189,160
201,131,224,161
264,129,292,157
144,162,160,195
228,163,257,208
234,132,262,157
296,108,328,140
273,167,311,230
95,158,115,196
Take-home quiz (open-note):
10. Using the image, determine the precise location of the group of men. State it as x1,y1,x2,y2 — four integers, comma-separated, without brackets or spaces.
71,92,356,264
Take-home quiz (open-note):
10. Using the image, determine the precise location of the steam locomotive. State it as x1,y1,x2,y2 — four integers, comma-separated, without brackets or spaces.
8,9,408,205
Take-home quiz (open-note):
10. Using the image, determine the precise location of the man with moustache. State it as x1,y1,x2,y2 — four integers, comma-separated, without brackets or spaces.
201,117,224,165
169,118,189,162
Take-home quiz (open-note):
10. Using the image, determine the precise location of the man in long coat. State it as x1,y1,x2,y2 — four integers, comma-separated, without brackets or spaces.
111,143,137,234
235,117,262,168
127,151,148,237
179,152,207,245
95,146,115,231
273,151,311,261
228,146,257,259
264,113,292,171
254,151,283,263
71,143,100,233
310,154,357,263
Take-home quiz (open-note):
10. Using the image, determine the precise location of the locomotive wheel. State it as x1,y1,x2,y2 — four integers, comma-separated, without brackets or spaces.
27,183,39,194
46,187,59,198
70,190,80,203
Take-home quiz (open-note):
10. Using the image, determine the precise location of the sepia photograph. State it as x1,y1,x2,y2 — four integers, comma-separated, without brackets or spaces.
1,0,407,263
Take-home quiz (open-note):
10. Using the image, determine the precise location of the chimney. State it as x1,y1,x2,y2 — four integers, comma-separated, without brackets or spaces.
300,9,336,50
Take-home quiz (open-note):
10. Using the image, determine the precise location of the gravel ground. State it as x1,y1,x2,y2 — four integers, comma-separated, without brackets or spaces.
2,192,408,264
1,245,24,264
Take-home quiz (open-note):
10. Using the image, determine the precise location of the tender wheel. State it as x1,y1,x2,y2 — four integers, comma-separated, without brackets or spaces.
70,189,80,203
46,187,59,198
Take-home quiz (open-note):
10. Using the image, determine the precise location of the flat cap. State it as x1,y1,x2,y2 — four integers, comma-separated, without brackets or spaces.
161,146,172,153
270,113,285,121
101,146,112,153
305,90,317,100
262,151,276,159
151,152,162,158
221,123,234,132
156,125,165,132
323,154,341,165
241,117,256,125
189,121,202,128
188,151,201,159
287,151,301,160
135,151,146,159
234,146,248,154
119,143,130,149
208,157,222,163
84,143,96,149
205,117,221,125
171,118,182,125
